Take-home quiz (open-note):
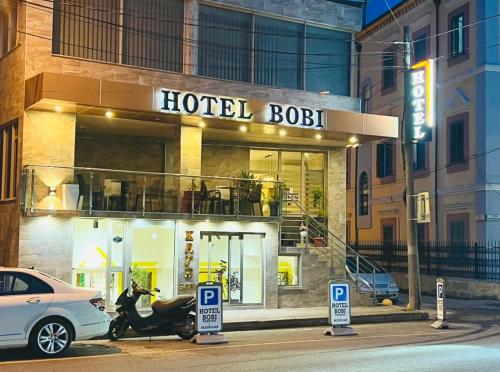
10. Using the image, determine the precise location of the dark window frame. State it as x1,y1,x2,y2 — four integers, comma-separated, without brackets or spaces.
376,141,396,183
447,112,469,173
346,147,352,189
412,25,431,64
381,218,396,243
447,213,469,243
414,141,429,178
359,171,369,216
0,120,18,201
381,45,397,95
448,3,470,66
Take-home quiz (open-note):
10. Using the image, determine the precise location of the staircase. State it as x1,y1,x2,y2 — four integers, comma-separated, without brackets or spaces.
278,192,380,308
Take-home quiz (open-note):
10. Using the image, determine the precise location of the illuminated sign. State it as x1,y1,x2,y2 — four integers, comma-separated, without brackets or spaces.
410,59,434,142
158,89,324,130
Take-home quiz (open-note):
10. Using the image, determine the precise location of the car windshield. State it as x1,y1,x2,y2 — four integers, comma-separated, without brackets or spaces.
346,256,386,274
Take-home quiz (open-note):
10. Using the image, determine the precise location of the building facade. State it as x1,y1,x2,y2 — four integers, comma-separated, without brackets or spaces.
350,0,500,244
0,0,396,309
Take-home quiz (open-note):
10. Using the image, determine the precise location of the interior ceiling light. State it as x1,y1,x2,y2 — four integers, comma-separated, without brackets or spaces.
315,133,322,140
55,106,62,113
105,110,114,119
198,121,206,128
239,125,248,133
279,129,287,136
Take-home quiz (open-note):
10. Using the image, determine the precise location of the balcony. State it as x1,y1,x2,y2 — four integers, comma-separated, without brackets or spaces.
22,165,283,222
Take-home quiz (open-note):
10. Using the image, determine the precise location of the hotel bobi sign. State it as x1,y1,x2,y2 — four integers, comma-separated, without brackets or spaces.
410,59,434,142
158,89,325,130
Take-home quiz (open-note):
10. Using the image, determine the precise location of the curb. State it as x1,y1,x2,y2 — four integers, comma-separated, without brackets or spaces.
106,311,429,339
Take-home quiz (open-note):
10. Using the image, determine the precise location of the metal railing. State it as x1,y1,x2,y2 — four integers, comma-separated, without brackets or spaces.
282,190,382,300
22,165,283,220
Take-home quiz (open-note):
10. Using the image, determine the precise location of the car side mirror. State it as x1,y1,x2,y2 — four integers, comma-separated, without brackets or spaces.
154,288,160,293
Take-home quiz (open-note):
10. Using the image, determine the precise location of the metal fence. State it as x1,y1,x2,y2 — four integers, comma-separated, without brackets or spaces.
352,241,500,281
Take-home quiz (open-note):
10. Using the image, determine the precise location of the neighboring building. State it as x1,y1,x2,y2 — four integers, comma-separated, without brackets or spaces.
349,0,500,244
0,0,396,309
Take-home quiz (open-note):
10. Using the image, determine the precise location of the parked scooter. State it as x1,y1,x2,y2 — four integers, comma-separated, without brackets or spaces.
108,278,197,341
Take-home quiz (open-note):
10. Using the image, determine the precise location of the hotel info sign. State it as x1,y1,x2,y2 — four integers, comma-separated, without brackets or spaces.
157,89,325,130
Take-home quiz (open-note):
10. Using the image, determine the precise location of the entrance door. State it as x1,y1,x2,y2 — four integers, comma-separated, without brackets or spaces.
199,233,264,305
72,219,125,310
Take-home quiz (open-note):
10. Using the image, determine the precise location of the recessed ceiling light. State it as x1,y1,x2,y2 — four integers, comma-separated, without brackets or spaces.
348,135,358,145
198,121,206,128
279,129,287,136
105,110,114,119
239,125,248,133
315,133,322,140
55,106,62,113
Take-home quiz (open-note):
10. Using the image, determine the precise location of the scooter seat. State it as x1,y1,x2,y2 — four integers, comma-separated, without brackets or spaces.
151,295,194,315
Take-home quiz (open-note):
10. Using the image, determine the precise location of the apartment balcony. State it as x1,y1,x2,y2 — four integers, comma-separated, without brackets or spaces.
22,165,283,222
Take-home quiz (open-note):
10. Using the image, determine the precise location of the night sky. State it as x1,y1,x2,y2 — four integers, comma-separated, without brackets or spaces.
364,0,406,25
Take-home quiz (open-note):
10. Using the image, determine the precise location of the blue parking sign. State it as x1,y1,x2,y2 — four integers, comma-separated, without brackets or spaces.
332,285,348,302
200,287,219,305
437,283,443,299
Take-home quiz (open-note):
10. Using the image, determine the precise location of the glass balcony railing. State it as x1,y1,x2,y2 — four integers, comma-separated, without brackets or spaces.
22,165,283,220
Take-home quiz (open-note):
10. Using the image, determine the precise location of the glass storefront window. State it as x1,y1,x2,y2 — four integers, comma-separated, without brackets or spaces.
130,221,176,307
278,255,300,286
198,233,264,305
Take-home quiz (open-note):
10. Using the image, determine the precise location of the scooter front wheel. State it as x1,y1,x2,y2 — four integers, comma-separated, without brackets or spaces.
108,317,129,341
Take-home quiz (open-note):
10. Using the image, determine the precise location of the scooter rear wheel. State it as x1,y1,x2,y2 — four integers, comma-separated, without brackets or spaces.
177,319,197,340
108,317,129,341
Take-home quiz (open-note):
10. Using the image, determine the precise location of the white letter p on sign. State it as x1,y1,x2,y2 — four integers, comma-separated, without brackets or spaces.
203,289,215,305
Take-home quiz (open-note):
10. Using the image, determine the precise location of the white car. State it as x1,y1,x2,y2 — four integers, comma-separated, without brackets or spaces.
0,267,111,357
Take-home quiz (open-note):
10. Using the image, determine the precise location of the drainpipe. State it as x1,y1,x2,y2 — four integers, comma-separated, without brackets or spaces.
355,41,362,245
433,0,441,241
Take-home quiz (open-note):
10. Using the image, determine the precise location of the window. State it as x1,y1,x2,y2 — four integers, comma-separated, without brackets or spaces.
448,4,469,65
0,273,53,296
447,213,469,243
123,0,184,72
447,112,468,172
0,2,17,58
278,255,300,286
361,84,372,113
382,47,397,93
346,220,351,245
417,223,428,243
414,142,427,172
376,142,394,180
198,5,251,82
381,218,396,244
359,172,369,216
53,0,184,70
0,120,18,200
413,26,430,63
306,25,351,96
255,16,304,90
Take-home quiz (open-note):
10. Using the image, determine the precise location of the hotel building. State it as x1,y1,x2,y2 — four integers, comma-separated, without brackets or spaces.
0,0,397,309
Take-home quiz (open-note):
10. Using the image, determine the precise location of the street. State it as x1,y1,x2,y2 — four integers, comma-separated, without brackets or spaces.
1,296,500,372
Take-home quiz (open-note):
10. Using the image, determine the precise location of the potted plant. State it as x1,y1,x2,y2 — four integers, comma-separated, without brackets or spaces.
269,181,286,217
312,187,323,209
235,171,262,215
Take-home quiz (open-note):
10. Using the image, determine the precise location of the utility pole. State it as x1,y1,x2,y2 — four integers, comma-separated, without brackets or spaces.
403,26,421,310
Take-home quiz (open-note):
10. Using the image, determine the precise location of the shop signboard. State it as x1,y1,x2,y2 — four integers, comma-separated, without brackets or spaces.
417,192,431,223
158,89,325,130
196,282,223,333
410,59,434,142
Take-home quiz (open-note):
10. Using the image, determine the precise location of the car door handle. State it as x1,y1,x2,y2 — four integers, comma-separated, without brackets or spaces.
27,297,41,303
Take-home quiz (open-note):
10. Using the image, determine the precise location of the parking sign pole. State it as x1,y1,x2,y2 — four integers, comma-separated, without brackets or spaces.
324,280,357,337
431,278,449,329
193,281,228,344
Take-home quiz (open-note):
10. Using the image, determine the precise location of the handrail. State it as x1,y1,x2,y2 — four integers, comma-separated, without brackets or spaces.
283,190,380,300
23,165,283,184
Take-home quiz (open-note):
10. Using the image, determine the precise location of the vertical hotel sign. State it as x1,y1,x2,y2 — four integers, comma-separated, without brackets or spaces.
410,59,434,142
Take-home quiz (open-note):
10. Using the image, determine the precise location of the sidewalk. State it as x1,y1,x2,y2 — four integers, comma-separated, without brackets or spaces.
223,306,429,331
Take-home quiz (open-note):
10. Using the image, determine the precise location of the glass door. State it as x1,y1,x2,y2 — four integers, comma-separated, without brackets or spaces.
72,218,126,310
199,233,264,305
281,152,302,214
